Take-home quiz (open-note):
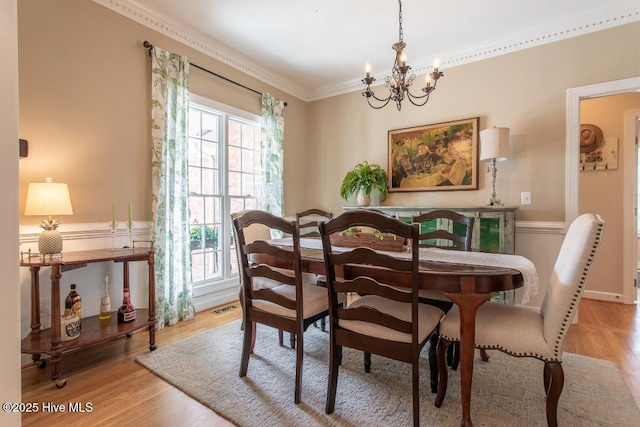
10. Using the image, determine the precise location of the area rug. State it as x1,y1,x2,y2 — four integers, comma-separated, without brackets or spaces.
136,320,640,426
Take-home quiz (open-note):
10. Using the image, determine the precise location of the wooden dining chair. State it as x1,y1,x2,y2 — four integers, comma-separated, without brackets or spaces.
296,208,332,238
232,211,317,348
435,213,605,427
319,210,444,427
233,210,331,403
297,209,333,331
412,209,475,391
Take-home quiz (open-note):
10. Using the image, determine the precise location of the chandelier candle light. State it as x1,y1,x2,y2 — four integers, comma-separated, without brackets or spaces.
479,126,510,206
24,178,74,256
362,0,444,111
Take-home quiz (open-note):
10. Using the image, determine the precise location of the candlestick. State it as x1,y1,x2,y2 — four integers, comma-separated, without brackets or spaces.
128,200,132,230
112,201,116,229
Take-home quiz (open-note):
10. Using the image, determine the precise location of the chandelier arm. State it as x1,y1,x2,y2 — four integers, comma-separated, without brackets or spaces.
370,92,393,103
367,96,393,109
361,0,443,111
406,93,431,107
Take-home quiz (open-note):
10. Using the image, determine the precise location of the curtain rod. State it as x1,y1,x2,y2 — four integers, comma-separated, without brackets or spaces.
142,41,287,106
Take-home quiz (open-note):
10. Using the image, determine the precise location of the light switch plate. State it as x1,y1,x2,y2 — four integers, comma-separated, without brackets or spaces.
521,191,532,205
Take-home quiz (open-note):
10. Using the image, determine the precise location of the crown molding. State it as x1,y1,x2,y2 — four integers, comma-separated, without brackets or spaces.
93,0,309,101
94,0,640,103
317,4,640,101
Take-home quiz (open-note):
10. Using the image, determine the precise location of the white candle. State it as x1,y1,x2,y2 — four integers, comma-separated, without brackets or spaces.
128,200,132,229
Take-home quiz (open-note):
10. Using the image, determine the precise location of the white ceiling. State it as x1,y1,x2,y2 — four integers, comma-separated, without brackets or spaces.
96,0,640,101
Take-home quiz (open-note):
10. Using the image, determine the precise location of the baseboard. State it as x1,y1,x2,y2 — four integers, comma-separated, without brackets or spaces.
582,289,624,303
194,287,238,313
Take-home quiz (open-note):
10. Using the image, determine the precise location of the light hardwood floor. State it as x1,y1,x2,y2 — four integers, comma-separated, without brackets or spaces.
21,298,640,426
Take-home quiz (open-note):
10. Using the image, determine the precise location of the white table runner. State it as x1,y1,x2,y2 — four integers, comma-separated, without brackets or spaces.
275,238,540,304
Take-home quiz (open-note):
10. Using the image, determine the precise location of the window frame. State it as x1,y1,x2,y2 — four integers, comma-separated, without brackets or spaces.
189,94,262,305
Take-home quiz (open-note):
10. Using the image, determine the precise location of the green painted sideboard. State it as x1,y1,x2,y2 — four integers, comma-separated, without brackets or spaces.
343,206,519,254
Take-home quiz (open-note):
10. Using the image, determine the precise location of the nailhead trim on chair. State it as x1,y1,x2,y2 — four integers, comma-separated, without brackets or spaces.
442,220,604,362
440,341,562,362
551,221,604,357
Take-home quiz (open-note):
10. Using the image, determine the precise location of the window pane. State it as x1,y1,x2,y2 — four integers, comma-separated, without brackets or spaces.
241,148,255,173
241,172,255,196
189,100,262,289
189,196,204,224
230,197,245,214
204,196,217,224
188,110,201,138
229,120,241,146
188,166,202,195
188,138,201,166
202,168,217,195
228,171,242,196
228,146,241,172
242,124,255,149
202,141,218,169
201,112,219,142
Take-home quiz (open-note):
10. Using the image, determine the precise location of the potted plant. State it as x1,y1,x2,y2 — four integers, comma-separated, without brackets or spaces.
190,226,203,250
205,226,218,249
340,161,388,206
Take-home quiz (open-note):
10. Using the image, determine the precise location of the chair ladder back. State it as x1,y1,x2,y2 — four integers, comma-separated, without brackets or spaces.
233,210,303,313
319,210,420,334
297,208,332,238
413,209,474,251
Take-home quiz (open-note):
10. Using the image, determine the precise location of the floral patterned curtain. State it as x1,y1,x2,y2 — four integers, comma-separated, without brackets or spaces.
150,46,195,328
261,94,285,217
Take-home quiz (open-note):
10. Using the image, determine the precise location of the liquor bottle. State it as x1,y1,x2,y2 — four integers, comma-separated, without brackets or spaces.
65,284,82,321
117,287,136,323
99,276,112,320
61,309,80,341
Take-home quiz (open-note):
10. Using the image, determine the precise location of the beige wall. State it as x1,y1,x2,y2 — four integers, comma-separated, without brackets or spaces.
306,22,640,222
2,0,22,424
16,1,640,305
309,24,640,221
18,0,309,225
303,22,640,300
580,93,640,296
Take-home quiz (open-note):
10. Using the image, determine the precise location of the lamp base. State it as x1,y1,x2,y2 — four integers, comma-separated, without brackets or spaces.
485,198,504,207
39,230,63,255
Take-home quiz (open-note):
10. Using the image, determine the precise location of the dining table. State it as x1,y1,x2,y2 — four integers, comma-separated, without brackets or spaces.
259,237,539,427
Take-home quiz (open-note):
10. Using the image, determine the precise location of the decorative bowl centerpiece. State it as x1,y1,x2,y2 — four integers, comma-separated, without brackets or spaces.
330,227,407,252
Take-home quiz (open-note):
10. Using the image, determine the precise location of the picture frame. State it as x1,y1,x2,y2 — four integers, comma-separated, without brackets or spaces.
388,117,479,192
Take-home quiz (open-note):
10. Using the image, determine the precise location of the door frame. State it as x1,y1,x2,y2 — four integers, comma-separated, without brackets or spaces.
566,77,640,304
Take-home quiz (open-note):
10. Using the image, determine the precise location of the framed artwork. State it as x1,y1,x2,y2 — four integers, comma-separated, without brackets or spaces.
580,136,619,171
388,117,479,192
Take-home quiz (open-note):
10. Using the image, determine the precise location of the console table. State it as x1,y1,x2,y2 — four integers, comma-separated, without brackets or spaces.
344,206,518,254
20,247,156,388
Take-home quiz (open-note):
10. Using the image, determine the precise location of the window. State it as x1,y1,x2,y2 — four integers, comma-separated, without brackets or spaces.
188,95,262,297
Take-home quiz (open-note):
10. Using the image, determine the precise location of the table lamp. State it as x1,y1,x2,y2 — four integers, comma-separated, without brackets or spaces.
479,126,510,206
24,177,74,255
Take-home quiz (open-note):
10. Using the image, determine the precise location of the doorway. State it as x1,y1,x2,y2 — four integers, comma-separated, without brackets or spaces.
567,77,640,305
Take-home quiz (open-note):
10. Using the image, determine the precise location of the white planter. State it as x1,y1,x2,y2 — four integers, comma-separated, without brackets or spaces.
369,188,382,206
356,188,370,206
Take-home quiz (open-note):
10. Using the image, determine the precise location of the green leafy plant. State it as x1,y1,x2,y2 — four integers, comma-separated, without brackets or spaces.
340,161,388,201
190,226,203,250
205,226,218,248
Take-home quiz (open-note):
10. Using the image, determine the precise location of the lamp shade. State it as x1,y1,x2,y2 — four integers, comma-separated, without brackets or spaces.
25,179,74,216
479,127,510,161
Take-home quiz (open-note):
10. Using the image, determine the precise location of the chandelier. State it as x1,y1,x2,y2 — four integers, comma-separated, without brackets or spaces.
362,0,444,111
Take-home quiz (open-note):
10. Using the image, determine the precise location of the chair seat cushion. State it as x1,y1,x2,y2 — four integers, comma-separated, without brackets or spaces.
253,283,329,320
252,268,317,290
439,302,558,360
340,295,443,344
